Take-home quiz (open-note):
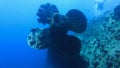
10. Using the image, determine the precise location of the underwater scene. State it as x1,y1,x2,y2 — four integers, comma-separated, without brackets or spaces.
0,0,120,68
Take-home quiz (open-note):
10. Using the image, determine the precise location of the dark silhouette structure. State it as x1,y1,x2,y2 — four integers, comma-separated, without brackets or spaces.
46,19,89,68
28,3,89,68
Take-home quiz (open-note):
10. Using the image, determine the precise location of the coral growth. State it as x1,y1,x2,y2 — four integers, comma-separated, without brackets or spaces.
27,28,49,49
78,5,120,68
37,3,59,24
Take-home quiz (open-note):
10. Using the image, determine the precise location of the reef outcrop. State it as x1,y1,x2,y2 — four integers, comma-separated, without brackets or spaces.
79,5,120,68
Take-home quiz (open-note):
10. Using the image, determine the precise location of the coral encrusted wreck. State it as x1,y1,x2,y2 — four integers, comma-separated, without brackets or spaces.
27,3,87,49
27,3,89,68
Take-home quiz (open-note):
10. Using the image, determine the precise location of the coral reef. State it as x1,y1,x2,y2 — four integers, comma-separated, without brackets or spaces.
78,5,120,68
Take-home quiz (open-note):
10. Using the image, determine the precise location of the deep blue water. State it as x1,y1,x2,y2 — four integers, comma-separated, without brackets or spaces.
0,0,120,68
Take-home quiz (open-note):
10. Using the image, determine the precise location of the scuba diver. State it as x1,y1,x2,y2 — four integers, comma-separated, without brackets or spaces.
94,0,106,17
27,3,89,68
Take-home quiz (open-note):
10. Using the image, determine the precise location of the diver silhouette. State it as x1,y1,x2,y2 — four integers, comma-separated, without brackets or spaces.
27,3,89,68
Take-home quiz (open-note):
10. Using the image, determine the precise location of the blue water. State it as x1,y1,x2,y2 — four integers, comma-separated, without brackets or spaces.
0,0,120,68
